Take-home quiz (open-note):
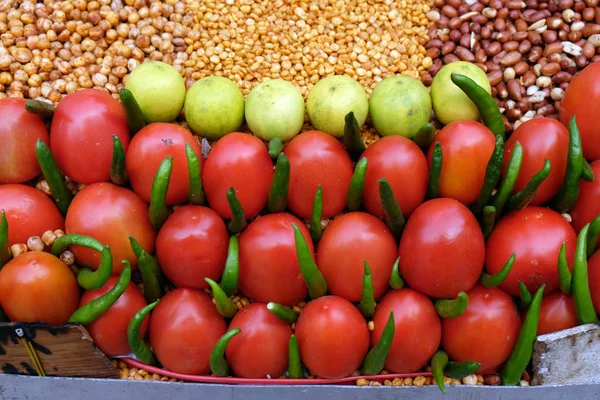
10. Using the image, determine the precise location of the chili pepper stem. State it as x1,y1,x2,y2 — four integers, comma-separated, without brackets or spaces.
25,99,55,118
378,178,405,237
346,158,368,212
343,111,365,160
572,223,599,324
389,257,404,290
431,350,449,394
558,242,572,295
227,187,246,234
292,223,328,299
35,138,73,216
358,260,376,319
288,334,304,379
267,152,291,213
220,235,240,298
0,210,12,269
413,122,436,150
507,159,551,211
309,185,323,242
427,142,443,200
110,135,128,185
186,142,205,206
127,301,161,367
472,135,505,216
435,292,469,319
205,278,238,319
266,302,299,323
586,215,600,258
148,156,173,230
210,328,241,377
119,88,147,134
551,116,584,213
361,312,395,376
480,253,516,288
268,138,284,159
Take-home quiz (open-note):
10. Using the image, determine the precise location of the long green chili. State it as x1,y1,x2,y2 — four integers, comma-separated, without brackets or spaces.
205,278,238,318
432,350,449,394
519,281,532,309
480,253,516,288
149,156,173,230
0,210,12,269
119,88,147,134
558,242,572,295
572,223,599,324
186,142,205,206
445,361,482,379
413,122,436,150
586,215,600,258
344,111,365,160
310,185,323,242
288,334,304,379
361,312,395,376
481,205,497,239
35,139,73,216
227,188,246,234
551,116,584,213
358,260,375,319
583,160,595,182
292,223,327,299
427,142,443,200
507,159,551,211
210,328,241,377
220,235,239,297
346,157,368,212
127,301,160,366
491,142,523,220
472,134,505,215
266,302,299,323
379,178,405,237
138,251,163,303
110,135,128,185
267,152,290,213
268,138,284,159
435,292,469,318
25,100,55,118
389,257,404,290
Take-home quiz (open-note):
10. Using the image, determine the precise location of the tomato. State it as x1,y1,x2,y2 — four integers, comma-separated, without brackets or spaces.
441,285,520,374
0,252,79,325
126,122,203,205
316,212,397,302
0,98,49,184
226,303,292,378
372,289,441,373
359,135,428,219
536,291,578,336
587,251,600,314
503,118,569,206
65,183,156,274
427,120,496,205
295,296,369,379
485,207,577,297
79,276,149,357
149,288,227,375
50,89,130,184
202,132,273,220
559,61,600,161
0,184,64,246
283,130,353,219
399,198,485,299
156,205,229,289
238,213,314,306
571,160,600,238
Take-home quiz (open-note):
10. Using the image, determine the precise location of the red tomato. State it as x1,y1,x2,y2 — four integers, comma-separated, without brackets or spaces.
588,251,600,314
156,205,229,289
485,207,577,297
50,89,130,184
0,98,49,183
372,289,441,373
502,118,569,206
0,184,64,246
149,288,227,375
238,213,314,306
359,136,428,219
399,198,485,299
427,120,496,205
79,276,149,357
295,296,369,379
559,61,600,161
441,285,520,374
571,160,600,239
126,123,203,205
283,131,353,219
226,303,293,378
0,252,79,325
202,132,273,220
536,291,578,336
316,212,397,302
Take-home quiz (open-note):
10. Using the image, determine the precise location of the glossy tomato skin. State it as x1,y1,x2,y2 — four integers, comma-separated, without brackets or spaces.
536,291,578,336
295,296,369,379
226,303,293,378
126,123,203,205
441,285,520,374
571,161,600,239
0,98,49,183
588,251,600,314
399,198,485,299
149,288,227,375
80,277,149,357
372,289,441,373
156,205,229,289
0,252,79,325
0,184,64,246
559,61,600,161
202,132,273,219
50,89,130,184
284,131,353,219
485,207,577,297
238,213,314,305
427,120,496,205
359,136,428,219
316,212,397,302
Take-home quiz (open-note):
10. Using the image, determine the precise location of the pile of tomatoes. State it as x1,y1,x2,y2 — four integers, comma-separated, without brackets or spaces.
2,62,600,388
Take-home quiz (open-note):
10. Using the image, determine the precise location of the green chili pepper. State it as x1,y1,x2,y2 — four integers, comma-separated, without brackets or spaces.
35,138,73,216
379,178,405,237
586,215,600,258
507,159,551,211
227,187,246,234
220,235,239,297
292,223,327,299
347,158,368,212
358,260,376,319
69,262,132,325
25,99,55,118
210,328,241,377
343,111,365,160
413,122,437,150
119,88,147,134
444,361,482,379
480,253,516,288
128,236,167,290
186,142,205,206
491,142,523,220
473,135,505,216
431,350,449,394
267,152,290,213
435,292,469,318
450,73,505,139
205,278,238,318
268,138,284,159
127,301,160,366
361,312,395,376
0,305,7,322
51,233,103,254
481,205,497,239
583,159,595,182
310,185,323,242
501,284,545,386
138,251,163,303
288,334,304,379
266,302,299,323
519,281,532,309
551,116,584,213
427,142,443,200
149,156,173,230
109,135,128,185
558,242,572,295
0,210,12,269
572,223,599,324
389,257,404,290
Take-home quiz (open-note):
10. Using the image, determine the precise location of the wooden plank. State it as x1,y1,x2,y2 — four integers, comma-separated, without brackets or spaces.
0,322,117,378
